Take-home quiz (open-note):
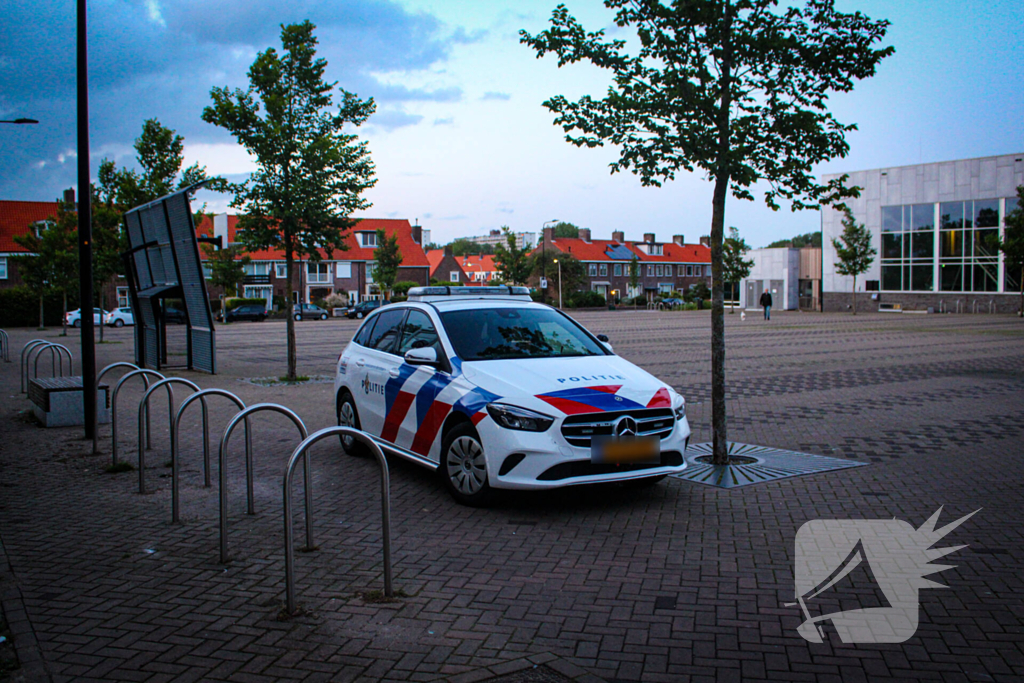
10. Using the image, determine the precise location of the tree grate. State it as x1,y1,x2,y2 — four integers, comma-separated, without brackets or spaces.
673,442,867,489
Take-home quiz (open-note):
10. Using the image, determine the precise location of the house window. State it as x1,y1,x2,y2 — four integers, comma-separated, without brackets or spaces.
336,262,352,278
656,265,664,277
649,244,663,255
589,264,597,276
366,263,375,282
202,262,213,280
117,286,129,308
450,271,460,282
614,263,622,276
705,266,712,276
666,265,672,276
275,263,287,278
358,231,377,248
1,256,8,279
646,265,653,276
686,265,693,276
599,264,607,276
243,262,270,276
307,262,331,283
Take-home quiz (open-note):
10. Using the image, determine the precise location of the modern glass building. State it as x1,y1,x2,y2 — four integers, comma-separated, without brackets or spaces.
822,153,1023,311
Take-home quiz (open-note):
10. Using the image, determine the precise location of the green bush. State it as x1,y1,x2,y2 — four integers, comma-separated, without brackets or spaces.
568,290,607,308
0,286,80,327
392,281,419,296
631,295,648,307
224,297,267,311
389,295,408,303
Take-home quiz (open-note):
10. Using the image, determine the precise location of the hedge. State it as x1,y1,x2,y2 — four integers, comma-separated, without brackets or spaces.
224,297,267,311
0,286,80,328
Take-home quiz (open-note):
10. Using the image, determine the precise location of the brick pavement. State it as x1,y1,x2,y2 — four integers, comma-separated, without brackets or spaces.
0,310,1022,682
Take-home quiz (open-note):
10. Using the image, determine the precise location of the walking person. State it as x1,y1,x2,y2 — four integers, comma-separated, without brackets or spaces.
759,288,773,321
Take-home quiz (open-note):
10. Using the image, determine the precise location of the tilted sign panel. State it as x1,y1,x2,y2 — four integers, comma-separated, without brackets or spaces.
165,193,216,373
124,212,154,289
139,205,170,287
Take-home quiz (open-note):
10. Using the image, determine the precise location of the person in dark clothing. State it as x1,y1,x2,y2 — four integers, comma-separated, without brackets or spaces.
759,289,773,320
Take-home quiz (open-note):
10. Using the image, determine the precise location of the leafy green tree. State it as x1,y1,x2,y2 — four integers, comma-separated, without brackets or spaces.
203,20,377,379
373,228,403,300
202,244,250,299
722,227,754,313
90,198,125,341
996,186,1024,316
628,254,641,305
494,226,533,285
533,251,586,300
766,232,822,249
552,221,580,239
521,0,892,464
450,239,492,256
831,207,876,315
13,200,80,334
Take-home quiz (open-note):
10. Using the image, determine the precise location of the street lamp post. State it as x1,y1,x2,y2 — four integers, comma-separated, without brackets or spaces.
558,259,563,310
541,219,558,303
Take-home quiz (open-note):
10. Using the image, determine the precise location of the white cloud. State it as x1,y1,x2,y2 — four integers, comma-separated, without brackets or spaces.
145,0,166,27
184,142,258,175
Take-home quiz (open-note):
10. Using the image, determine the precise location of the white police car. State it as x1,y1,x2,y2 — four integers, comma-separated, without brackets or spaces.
334,286,689,505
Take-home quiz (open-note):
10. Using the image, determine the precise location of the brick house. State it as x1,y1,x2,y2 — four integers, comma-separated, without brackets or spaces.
0,200,59,289
197,215,430,307
457,254,500,285
426,247,469,284
531,227,712,300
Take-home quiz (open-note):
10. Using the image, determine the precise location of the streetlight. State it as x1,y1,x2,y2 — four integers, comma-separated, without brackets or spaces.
0,118,39,124
553,258,563,309
541,219,558,303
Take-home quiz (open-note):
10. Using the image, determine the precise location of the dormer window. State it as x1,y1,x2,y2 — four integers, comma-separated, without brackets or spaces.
649,244,663,255
358,231,377,248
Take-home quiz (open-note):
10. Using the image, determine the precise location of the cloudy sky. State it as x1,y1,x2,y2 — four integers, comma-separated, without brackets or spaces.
1,0,1021,248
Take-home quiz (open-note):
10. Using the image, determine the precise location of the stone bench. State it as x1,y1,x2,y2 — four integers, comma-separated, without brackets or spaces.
28,376,111,428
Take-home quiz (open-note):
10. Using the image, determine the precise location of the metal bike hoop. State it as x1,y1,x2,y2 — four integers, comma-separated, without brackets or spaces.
0,330,10,362
283,426,392,615
31,343,72,382
20,340,50,393
138,378,201,494
95,363,145,455
218,403,308,564
110,369,166,465
171,388,248,523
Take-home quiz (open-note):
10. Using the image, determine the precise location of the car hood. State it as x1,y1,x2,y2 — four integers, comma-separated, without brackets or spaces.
459,354,673,416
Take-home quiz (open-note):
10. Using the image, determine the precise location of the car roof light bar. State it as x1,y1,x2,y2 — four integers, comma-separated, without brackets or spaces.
407,285,532,301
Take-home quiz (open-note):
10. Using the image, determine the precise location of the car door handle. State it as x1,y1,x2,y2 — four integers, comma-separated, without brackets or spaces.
356,359,365,367
389,367,400,377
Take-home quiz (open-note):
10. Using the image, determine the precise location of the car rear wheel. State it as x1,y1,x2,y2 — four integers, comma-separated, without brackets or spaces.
440,423,492,506
337,391,367,456
319,313,328,320
113,319,124,328
356,311,364,319
72,319,81,328
294,313,301,321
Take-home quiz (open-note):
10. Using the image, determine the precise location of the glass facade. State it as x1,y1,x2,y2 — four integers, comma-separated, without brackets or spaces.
880,198,1009,293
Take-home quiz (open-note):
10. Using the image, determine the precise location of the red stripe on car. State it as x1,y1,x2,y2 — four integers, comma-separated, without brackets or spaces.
536,395,603,415
411,401,452,455
647,387,671,408
380,391,415,443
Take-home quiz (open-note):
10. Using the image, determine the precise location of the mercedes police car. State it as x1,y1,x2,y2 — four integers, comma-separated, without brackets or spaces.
334,286,689,505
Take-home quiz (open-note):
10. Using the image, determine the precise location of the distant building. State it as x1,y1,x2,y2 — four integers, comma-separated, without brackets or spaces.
739,247,821,311
426,246,469,284
464,229,536,250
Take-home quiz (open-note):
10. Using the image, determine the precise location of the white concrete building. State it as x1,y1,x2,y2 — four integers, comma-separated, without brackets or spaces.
739,247,822,311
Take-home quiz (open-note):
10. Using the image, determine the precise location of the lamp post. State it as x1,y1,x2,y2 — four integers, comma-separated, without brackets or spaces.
541,219,558,303
0,118,39,124
557,259,562,310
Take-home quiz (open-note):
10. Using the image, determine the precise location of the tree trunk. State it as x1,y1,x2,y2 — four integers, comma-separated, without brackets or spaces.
1019,266,1023,317
38,294,44,330
285,247,297,380
98,288,105,342
62,291,68,336
851,275,857,315
709,0,734,466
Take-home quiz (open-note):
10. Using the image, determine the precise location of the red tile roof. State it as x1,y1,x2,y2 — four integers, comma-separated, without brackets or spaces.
0,201,60,253
426,248,445,270
536,237,710,264
198,216,429,267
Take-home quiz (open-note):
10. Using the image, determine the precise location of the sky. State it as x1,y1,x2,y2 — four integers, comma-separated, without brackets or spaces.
1,0,1021,249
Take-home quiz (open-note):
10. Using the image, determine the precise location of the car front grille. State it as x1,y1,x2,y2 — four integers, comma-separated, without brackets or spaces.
560,407,675,447
537,451,685,481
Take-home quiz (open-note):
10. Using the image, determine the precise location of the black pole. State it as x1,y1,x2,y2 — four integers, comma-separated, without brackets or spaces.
77,0,96,440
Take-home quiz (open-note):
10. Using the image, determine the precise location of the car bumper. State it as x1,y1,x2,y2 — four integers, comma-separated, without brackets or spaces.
477,415,690,490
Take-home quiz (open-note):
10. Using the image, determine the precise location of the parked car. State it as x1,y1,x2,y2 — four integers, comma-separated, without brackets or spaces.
293,303,329,321
221,304,268,323
164,305,186,324
660,297,684,307
346,299,383,319
65,308,108,327
334,286,689,506
104,307,135,327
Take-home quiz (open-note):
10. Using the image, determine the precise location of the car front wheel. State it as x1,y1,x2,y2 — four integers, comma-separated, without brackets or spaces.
356,311,364,319
336,391,366,456
440,423,492,506
319,313,328,320
294,313,301,321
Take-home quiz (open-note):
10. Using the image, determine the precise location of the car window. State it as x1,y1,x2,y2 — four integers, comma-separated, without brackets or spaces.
396,310,442,357
353,316,378,346
440,307,608,361
365,309,406,354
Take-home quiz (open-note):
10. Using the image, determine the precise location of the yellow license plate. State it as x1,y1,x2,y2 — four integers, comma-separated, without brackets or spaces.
591,436,660,464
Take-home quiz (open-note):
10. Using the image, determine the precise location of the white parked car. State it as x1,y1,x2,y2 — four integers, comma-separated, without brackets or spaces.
105,307,135,327
334,286,689,505
65,308,108,327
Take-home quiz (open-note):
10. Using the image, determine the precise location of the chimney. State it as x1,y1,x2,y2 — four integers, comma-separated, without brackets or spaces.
673,234,685,245
699,235,710,247
62,188,76,207
214,214,230,245
444,245,453,257
643,232,656,243
612,230,624,243
543,226,554,243
411,222,422,245
579,228,591,242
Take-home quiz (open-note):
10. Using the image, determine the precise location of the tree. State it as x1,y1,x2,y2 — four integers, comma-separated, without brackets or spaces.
203,21,377,379
722,227,754,312
552,221,580,239
13,200,80,334
451,239,492,256
831,207,876,315
494,226,533,284
373,227,402,300
90,198,125,342
766,231,822,249
995,185,1024,316
202,244,250,298
533,251,586,299
628,254,640,303
522,0,892,464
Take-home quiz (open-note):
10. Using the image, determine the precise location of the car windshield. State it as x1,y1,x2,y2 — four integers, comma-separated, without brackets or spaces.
440,307,608,361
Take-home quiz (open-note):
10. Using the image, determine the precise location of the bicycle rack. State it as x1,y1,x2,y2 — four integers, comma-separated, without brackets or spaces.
218,404,309,563
0,329,10,362
30,343,73,383
171,388,250,523
283,426,392,615
94,363,149,454
20,339,50,393
110,369,166,466
138,378,201,494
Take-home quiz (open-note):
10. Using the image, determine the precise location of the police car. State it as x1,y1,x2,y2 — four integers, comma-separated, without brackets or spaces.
334,286,689,505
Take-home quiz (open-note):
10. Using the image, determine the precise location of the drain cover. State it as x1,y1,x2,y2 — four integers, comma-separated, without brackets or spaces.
674,442,866,488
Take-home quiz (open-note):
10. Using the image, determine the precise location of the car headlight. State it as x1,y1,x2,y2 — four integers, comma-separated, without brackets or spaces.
671,391,686,421
486,403,554,432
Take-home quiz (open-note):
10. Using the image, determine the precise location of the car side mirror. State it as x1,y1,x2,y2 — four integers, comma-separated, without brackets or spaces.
597,334,610,342
404,347,438,366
